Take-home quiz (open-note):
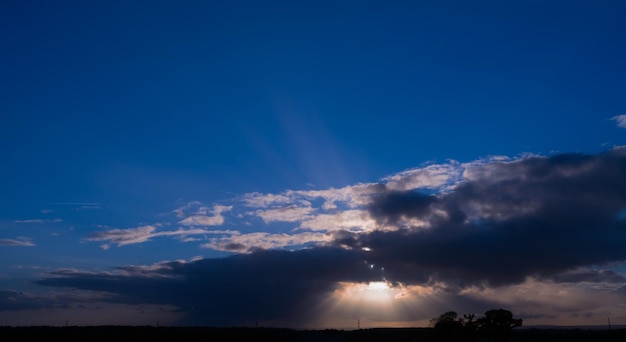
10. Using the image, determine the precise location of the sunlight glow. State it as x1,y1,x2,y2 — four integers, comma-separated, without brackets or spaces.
337,281,397,305
309,281,442,329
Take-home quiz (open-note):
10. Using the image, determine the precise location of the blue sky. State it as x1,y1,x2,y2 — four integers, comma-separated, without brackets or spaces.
2,0,626,328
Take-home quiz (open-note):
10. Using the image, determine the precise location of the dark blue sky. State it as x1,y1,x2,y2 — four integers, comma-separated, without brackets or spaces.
1,0,626,327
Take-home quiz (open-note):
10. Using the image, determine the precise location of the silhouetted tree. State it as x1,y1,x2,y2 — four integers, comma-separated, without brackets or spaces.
462,313,477,340
430,311,465,341
476,309,522,342
431,309,522,342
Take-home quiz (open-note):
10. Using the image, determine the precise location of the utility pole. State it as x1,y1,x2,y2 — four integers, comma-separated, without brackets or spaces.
357,317,360,330
608,317,612,330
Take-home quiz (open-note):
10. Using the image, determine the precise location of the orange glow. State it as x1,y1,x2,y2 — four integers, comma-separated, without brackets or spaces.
307,281,442,329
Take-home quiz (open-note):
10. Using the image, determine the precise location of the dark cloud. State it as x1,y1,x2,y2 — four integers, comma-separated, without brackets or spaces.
32,149,626,325
551,269,626,284
357,148,626,286
0,290,47,311
367,190,438,226
221,242,247,252
36,248,382,326
0,290,71,311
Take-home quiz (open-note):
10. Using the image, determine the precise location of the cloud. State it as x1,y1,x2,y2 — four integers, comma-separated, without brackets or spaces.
36,248,380,326
383,162,464,191
201,231,331,252
13,218,63,224
550,268,626,284
0,237,35,247
84,225,235,249
242,193,293,208
0,290,58,311
366,190,437,228
172,200,203,217
290,184,386,209
611,114,626,128
232,157,540,239
298,210,378,232
85,225,157,248
255,205,316,223
179,215,224,226
34,148,626,326
245,184,386,212
76,205,102,210
33,250,626,327
351,147,626,287
177,203,232,226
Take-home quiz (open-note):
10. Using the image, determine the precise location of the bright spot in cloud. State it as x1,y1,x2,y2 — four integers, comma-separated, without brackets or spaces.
363,282,393,302
338,281,397,305
311,281,426,329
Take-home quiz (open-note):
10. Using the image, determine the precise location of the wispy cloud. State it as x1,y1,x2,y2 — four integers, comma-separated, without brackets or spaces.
0,237,35,247
177,203,232,226
201,231,330,253
84,225,236,249
255,205,316,223
611,114,626,128
298,210,377,232
49,202,102,205
76,205,102,210
13,218,63,224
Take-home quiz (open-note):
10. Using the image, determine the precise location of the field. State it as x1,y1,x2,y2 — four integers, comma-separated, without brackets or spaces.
2,326,626,342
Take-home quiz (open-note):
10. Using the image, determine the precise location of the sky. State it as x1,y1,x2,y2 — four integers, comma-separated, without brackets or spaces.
1,0,626,329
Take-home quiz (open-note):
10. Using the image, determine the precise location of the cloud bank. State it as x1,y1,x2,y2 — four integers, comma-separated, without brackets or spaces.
27,148,626,326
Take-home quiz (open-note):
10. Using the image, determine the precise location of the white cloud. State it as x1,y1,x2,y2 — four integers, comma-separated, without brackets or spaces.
86,225,157,247
243,184,384,213
172,200,204,218
201,231,330,252
299,210,377,232
611,114,626,128
383,162,464,191
0,237,35,247
179,215,225,226
255,205,315,223
242,193,292,207
178,204,232,226
290,183,385,209
84,225,236,248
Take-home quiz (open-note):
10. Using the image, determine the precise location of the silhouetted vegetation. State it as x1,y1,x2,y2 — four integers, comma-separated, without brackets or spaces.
431,308,522,341
1,324,625,342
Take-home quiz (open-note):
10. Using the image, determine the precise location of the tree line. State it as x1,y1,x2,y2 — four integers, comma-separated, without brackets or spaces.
430,308,522,341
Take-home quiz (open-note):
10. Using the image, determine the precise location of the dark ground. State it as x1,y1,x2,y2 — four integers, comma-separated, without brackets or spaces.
1,326,626,342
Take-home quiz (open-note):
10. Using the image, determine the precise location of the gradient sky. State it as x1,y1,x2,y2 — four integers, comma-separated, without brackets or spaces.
2,0,626,328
